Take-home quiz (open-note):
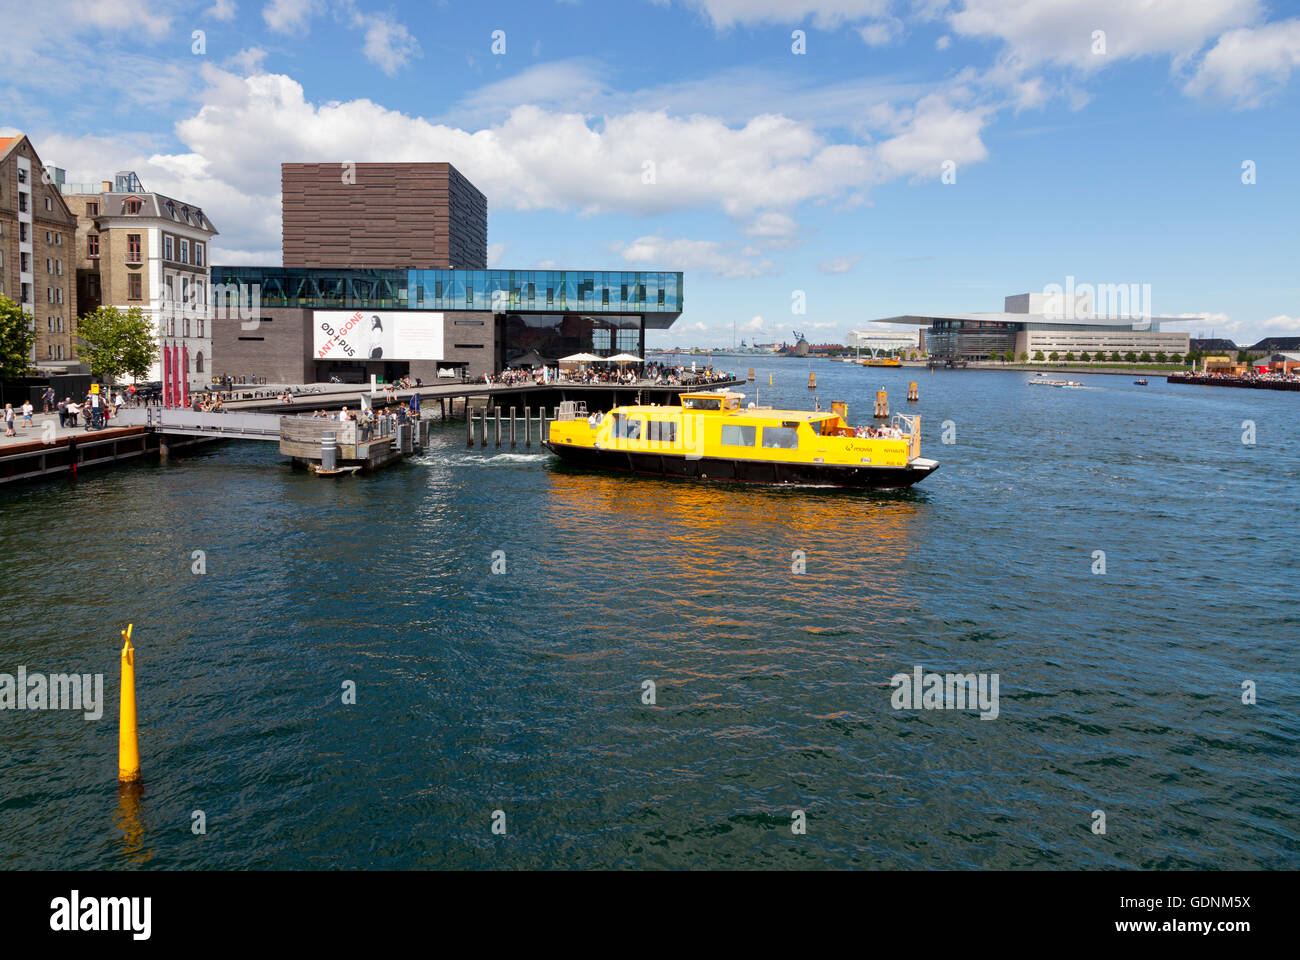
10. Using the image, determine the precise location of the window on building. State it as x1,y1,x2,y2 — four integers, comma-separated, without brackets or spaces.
44,196,52,211
19,222,28,242
194,243,203,266
47,316,53,331
87,201,99,217
55,259,62,275
46,258,52,273
125,198,142,214
87,233,99,257
48,345,54,358
45,231,51,243
197,318,204,337
56,317,63,332
47,287,53,303
435,281,443,299
18,192,28,213
128,274,142,300
164,236,173,260
56,288,62,304
17,168,27,183
20,252,30,272
195,351,204,372
54,233,61,246
127,234,142,262
57,345,63,359
180,240,189,264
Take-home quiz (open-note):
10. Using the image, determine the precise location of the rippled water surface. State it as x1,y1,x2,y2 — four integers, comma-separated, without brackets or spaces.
2,360,1296,869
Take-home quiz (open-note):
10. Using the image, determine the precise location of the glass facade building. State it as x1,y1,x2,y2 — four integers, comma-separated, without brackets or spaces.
211,267,683,319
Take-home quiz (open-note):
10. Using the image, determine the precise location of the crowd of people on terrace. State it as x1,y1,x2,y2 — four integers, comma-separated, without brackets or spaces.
483,362,735,388
304,403,414,441
1172,366,1299,383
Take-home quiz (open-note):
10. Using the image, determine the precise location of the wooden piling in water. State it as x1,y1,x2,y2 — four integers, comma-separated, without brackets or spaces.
509,407,517,448
524,407,531,447
495,408,502,447
874,389,889,418
466,413,474,447
907,381,919,402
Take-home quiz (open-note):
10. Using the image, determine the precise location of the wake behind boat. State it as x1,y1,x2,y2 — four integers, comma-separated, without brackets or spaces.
545,390,938,488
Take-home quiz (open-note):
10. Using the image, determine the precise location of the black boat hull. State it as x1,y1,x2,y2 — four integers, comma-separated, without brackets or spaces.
544,442,937,488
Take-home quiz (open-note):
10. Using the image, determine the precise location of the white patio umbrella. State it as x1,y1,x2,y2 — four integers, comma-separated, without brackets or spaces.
607,353,643,362
558,352,602,363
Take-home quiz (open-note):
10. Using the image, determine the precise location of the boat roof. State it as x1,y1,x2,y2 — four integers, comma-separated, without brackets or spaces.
615,403,835,421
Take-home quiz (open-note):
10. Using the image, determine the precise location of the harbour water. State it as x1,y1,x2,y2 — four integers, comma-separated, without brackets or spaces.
1,358,1296,869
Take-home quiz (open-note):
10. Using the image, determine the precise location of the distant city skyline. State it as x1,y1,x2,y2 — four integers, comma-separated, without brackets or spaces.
6,0,1298,347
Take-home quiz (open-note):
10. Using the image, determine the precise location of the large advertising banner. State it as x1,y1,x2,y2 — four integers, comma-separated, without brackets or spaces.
314,311,445,362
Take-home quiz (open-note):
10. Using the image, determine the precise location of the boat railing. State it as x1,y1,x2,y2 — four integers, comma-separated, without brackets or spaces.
556,400,589,421
893,412,922,460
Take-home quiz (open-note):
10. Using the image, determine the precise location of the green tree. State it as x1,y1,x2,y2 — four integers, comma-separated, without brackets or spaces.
1003,349,1015,363
1155,351,1168,363
1049,351,1060,361
1110,351,1122,363
1170,353,1183,364
0,295,36,381
1124,351,1137,363
1064,351,1076,362
1139,351,1152,362
76,306,158,384
1033,350,1045,361
1018,351,1029,362
1079,351,1091,362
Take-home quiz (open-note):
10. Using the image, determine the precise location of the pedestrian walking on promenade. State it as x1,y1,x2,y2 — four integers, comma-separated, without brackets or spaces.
57,398,67,428
3,404,14,437
21,400,33,429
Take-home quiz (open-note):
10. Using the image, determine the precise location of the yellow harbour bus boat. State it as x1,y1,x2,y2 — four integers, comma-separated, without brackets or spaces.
860,356,902,368
545,391,939,488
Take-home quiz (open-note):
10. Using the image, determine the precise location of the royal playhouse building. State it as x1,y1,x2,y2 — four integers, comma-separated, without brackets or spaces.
211,162,683,384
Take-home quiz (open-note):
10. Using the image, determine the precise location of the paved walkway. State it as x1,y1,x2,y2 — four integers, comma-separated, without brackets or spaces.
0,410,131,446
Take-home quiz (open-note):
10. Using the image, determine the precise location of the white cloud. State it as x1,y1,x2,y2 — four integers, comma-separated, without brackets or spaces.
935,35,951,50
948,0,1260,71
617,236,772,279
352,10,421,76
818,255,861,273
744,315,766,330
742,211,800,242
1262,314,1300,332
487,242,508,266
225,47,268,75
263,0,321,34
876,93,991,178
667,0,891,29
1184,18,1300,107
161,66,965,251
859,18,902,47
205,0,237,21
64,0,171,37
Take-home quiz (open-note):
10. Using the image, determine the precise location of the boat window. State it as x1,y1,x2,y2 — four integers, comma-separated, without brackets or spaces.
647,420,677,442
682,396,721,410
720,424,756,447
612,415,642,440
761,426,800,450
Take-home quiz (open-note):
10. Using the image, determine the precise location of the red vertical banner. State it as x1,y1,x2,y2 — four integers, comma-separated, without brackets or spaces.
163,341,172,408
182,344,190,409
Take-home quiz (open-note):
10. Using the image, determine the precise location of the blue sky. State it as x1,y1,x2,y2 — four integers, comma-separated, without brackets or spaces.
4,0,1299,346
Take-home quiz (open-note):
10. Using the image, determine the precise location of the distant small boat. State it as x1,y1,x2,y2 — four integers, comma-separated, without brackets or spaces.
1028,379,1083,388
1134,378,1149,385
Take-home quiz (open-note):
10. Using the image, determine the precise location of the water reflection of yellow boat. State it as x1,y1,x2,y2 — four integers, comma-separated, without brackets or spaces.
545,390,938,488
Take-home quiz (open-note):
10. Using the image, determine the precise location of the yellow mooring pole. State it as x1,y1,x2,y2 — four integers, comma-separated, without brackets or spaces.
118,624,140,783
